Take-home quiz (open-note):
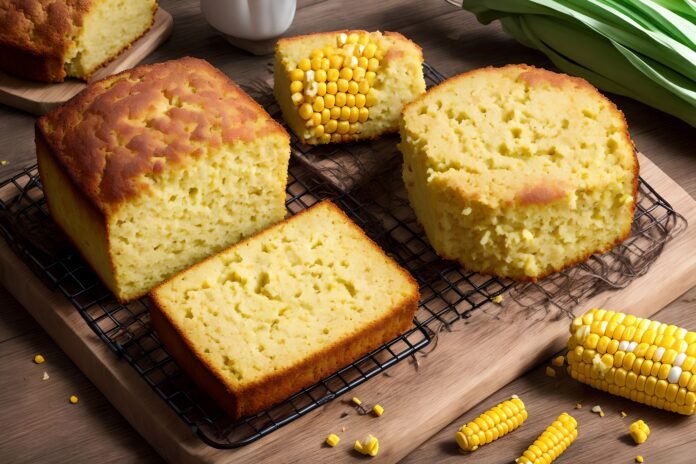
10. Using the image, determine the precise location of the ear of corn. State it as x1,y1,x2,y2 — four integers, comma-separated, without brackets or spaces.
567,309,696,415
455,396,527,451
287,32,383,144
516,412,577,464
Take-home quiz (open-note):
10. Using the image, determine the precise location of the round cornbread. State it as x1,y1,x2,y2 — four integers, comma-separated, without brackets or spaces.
399,64,638,280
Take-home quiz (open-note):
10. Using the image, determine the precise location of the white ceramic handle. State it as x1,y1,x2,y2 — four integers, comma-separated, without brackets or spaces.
201,0,297,40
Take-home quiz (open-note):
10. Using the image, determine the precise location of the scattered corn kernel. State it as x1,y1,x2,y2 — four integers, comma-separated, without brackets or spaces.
492,295,503,304
621,411,628,417
69,395,79,404
591,405,604,417
635,456,644,463
351,396,362,406
629,420,650,444
575,402,582,409
516,413,577,464
42,371,49,381
552,356,565,367
325,433,340,447
354,434,379,457
546,366,556,378
34,354,45,364
456,396,527,451
373,404,384,417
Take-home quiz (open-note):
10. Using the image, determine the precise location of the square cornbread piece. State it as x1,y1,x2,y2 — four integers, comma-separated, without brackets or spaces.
400,65,638,280
274,30,425,144
150,201,419,419
0,0,157,82
37,57,290,302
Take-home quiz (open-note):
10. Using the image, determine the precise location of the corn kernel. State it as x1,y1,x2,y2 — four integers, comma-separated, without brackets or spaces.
365,71,376,85
347,81,359,95
327,68,339,82
319,134,331,144
311,57,323,70
358,107,369,123
327,82,338,95
337,79,349,93
312,112,322,127
299,103,313,120
331,133,341,143
358,79,371,94
367,58,379,72
629,419,650,444
313,97,325,112
325,119,338,134
364,43,377,58
291,93,304,106
358,33,370,45
330,107,341,120
552,356,565,367
315,69,327,83
321,109,331,124
339,67,353,81
316,82,327,97
298,59,311,72
337,33,348,45
34,354,45,364
620,411,628,417
492,294,503,304
346,94,356,108
373,404,384,416
310,48,324,59
351,396,362,406
349,107,360,123
325,433,340,447
575,402,582,409
591,405,605,417
357,56,369,70
324,94,336,109
347,33,359,44
329,54,343,69
365,90,377,107
349,123,360,135
635,456,644,463
69,395,79,404
290,81,303,94
314,125,325,138
354,434,379,457
340,107,351,121
546,366,556,378
337,121,350,134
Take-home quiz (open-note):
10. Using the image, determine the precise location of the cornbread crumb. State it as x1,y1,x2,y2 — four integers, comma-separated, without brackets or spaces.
150,201,418,419
400,64,637,280
591,405,604,417
69,395,79,404
492,295,503,304
621,411,628,417
33,354,45,364
552,356,565,367
42,371,50,381
575,403,582,409
545,366,556,378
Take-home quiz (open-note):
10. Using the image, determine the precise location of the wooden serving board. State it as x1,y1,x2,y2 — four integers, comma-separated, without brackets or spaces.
0,8,174,116
0,154,694,464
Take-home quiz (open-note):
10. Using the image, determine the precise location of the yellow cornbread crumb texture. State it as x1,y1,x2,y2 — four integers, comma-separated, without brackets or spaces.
568,308,696,415
629,419,650,444
34,354,45,364
150,201,418,418
455,396,527,451
400,64,637,280
516,412,577,464
326,433,340,447
354,434,379,457
275,30,425,144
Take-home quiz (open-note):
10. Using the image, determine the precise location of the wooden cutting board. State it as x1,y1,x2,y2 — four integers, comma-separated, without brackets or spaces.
0,153,694,464
0,8,173,116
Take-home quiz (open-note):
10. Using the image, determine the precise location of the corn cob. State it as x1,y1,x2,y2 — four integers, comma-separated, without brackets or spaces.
455,396,527,451
567,309,696,415
516,413,577,464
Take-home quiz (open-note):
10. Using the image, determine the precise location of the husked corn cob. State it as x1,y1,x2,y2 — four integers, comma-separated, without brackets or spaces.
286,32,382,144
455,396,527,451
516,413,577,464
629,419,650,444
567,309,696,415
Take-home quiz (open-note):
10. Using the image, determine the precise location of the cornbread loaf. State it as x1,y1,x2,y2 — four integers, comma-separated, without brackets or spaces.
150,201,419,419
36,57,290,302
0,0,157,82
400,64,638,280
275,30,425,144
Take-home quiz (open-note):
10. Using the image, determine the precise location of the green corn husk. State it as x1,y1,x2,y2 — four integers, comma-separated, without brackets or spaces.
457,0,696,127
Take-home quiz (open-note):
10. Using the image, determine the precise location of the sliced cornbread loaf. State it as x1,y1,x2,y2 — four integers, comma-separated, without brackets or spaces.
400,64,638,280
0,0,157,82
150,201,419,419
275,30,425,144
37,57,290,301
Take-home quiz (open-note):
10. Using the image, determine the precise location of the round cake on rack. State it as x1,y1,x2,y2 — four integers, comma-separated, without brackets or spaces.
399,64,638,280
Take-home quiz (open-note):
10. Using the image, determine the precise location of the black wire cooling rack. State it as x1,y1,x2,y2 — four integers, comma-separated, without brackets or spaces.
0,63,683,449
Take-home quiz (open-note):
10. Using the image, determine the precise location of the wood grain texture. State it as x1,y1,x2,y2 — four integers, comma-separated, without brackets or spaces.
0,8,174,116
0,0,694,462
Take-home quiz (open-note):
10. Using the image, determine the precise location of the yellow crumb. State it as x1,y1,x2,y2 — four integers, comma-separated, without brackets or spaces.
42,371,49,381
351,396,362,406
354,434,379,457
635,456,644,463
591,405,604,417
575,403,582,409
33,354,45,364
620,411,628,417
373,404,384,417
69,395,79,404
551,356,565,367
492,295,503,304
325,433,340,447
1,160,9,166
545,366,556,378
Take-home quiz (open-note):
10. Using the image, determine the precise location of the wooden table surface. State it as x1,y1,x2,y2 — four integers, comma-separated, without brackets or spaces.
0,1,694,463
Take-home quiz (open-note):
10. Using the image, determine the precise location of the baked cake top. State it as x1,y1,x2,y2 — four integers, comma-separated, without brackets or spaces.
37,57,287,212
0,0,87,59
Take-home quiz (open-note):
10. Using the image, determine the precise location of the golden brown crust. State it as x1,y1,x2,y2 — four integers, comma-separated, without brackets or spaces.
516,180,568,206
37,57,288,213
150,200,419,419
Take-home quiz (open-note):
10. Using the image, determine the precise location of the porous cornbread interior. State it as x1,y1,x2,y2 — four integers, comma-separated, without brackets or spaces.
274,30,425,144
0,0,156,82
400,64,638,280
37,57,290,302
150,201,419,418
64,0,157,79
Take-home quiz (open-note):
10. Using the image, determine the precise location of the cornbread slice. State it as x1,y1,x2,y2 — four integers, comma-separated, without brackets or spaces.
274,30,425,144
400,64,638,280
150,201,419,419
0,0,158,82
37,57,290,301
